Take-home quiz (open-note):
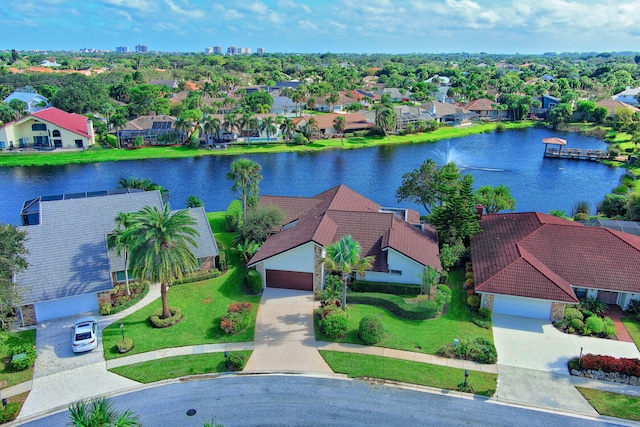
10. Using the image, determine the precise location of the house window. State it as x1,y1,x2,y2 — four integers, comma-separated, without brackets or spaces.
52,130,61,137
75,139,84,148
389,269,402,275
32,123,47,131
573,287,587,299
115,270,134,282
33,136,49,146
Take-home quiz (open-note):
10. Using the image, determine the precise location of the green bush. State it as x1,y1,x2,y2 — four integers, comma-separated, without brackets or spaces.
586,316,604,334
467,294,480,309
149,307,183,328
478,307,492,319
613,185,629,194
106,134,118,148
245,269,263,294
582,310,594,318
603,317,617,337
9,344,36,372
465,272,474,280
108,282,150,315
226,352,247,371
0,402,21,423
220,303,253,334
570,318,584,330
568,357,580,371
438,337,497,364
322,312,349,339
172,269,221,285
573,212,590,221
347,292,440,320
435,284,452,308
116,337,134,354
358,316,385,345
225,200,243,232
323,275,342,302
99,302,112,315
599,194,628,218
579,297,608,316
563,307,583,321
350,280,421,296
471,311,492,329
626,300,640,320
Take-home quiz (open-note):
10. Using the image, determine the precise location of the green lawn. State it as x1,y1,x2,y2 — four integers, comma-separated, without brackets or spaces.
576,387,640,422
102,212,258,360
315,269,492,354
621,318,640,351
0,329,36,388
0,121,533,168
320,351,496,397
109,351,252,383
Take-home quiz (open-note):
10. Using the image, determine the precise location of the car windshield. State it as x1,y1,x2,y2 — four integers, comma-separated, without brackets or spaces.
75,332,92,341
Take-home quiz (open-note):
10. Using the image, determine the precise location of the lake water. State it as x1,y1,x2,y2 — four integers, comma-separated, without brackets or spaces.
0,127,625,225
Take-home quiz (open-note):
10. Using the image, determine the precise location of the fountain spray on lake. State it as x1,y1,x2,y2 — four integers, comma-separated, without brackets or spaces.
432,142,504,172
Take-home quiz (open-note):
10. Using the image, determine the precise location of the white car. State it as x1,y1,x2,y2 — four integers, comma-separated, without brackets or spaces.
72,317,98,353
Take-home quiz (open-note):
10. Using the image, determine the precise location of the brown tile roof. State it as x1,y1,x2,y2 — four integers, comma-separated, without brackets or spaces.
471,212,640,302
465,98,498,111
300,113,375,131
248,184,440,272
596,100,640,116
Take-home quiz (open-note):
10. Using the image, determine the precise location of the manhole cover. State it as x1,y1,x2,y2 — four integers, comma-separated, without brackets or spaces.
186,409,197,416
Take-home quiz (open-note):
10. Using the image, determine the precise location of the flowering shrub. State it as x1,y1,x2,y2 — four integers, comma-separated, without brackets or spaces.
580,354,640,377
220,302,253,334
227,302,253,313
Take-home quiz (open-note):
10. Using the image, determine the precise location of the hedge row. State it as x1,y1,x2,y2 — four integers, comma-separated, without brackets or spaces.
350,280,422,296
172,269,221,286
225,200,243,232
579,354,640,377
347,292,439,320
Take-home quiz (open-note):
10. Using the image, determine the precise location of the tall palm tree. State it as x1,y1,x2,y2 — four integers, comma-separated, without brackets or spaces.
302,117,319,140
126,205,199,319
106,212,133,296
226,158,263,222
333,115,347,145
279,116,296,142
260,116,278,140
109,114,127,148
203,116,221,144
174,117,189,144
323,235,375,311
325,92,339,113
68,396,141,427
222,113,238,140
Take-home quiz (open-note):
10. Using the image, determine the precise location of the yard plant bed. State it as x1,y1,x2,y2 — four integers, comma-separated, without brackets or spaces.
109,351,252,383
103,281,149,315
0,329,36,388
314,269,493,355
576,387,640,422
320,351,497,397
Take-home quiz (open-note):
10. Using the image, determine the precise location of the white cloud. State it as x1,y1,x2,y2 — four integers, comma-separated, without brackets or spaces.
102,0,153,10
164,0,204,19
298,19,318,31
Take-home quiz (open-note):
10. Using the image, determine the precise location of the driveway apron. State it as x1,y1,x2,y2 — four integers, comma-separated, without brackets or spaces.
244,288,332,373
492,314,640,415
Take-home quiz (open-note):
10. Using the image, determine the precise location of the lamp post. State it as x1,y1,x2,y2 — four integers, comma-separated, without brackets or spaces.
224,351,229,368
464,370,469,388
120,323,125,342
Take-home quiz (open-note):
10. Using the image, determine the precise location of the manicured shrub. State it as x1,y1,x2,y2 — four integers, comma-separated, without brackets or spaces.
471,311,492,329
172,269,221,285
467,294,480,309
347,293,439,320
435,284,452,308
570,318,584,330
225,200,243,232
116,337,134,354
99,302,112,315
579,297,608,316
150,307,183,328
573,212,590,221
563,307,583,321
220,303,253,334
438,337,497,364
245,269,263,294
350,280,421,296
9,344,36,372
568,357,580,371
358,316,385,345
582,310,594,318
226,352,247,371
613,185,629,195
322,312,349,339
0,402,21,423
465,272,474,281
579,354,640,377
602,317,616,337
626,300,640,320
599,194,628,218
323,275,342,302
478,307,492,319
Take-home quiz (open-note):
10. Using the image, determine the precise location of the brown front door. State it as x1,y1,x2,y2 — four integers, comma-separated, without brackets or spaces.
266,269,313,291
597,290,618,304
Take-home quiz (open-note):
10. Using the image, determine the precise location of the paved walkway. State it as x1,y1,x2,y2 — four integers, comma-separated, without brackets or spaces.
244,288,332,373
607,305,634,343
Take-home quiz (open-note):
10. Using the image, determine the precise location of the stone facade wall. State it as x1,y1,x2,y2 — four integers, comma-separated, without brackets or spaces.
198,256,214,271
255,262,266,289
20,304,36,326
550,302,565,322
97,291,111,307
481,293,494,310
313,245,324,292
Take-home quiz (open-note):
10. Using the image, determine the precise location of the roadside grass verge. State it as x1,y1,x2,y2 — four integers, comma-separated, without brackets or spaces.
102,212,257,360
621,318,640,351
576,387,640,422
320,351,496,397
315,269,492,355
109,351,252,383
0,122,533,167
0,329,36,388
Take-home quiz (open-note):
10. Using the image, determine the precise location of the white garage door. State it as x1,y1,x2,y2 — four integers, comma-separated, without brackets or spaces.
492,295,552,320
34,293,98,322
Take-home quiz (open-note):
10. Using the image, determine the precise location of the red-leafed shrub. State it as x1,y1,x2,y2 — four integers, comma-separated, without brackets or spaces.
580,354,640,377
220,302,253,334
227,302,253,313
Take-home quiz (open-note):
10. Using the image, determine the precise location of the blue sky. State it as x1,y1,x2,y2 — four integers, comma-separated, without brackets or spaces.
2,0,640,54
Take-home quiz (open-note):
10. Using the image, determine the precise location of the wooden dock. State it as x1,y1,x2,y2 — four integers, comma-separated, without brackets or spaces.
543,148,608,161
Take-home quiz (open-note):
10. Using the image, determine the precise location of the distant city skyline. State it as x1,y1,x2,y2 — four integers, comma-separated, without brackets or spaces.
1,0,640,54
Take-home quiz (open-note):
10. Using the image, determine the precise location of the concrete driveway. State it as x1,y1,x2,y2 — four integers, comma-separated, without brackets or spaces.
492,314,640,415
244,288,332,373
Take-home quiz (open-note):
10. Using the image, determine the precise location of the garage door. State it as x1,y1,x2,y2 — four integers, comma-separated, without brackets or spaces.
34,293,98,322
266,269,313,291
492,295,552,319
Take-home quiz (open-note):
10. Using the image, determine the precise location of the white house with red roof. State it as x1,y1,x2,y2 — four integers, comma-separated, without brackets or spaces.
247,185,441,292
0,107,95,150
471,212,640,321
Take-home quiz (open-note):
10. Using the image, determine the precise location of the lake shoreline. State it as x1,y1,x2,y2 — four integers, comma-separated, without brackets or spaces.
0,121,535,168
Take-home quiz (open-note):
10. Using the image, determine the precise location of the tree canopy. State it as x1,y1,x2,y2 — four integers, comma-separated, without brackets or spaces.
0,223,28,330
474,184,516,214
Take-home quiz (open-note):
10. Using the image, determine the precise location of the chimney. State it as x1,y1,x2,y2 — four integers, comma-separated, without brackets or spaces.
430,104,436,114
475,204,484,219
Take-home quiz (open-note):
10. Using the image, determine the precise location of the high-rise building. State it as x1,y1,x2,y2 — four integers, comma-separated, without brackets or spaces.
213,45,222,54
204,47,213,54
227,46,237,55
116,46,129,53
257,47,265,55
135,44,149,53
239,47,251,55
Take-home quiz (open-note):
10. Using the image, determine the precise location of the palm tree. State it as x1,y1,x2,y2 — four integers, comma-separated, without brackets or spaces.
260,116,278,140
186,194,204,208
106,212,133,296
68,396,141,427
302,117,319,140
375,104,397,140
419,265,440,300
325,92,340,113
333,115,347,145
279,116,296,142
203,116,221,144
226,158,263,222
126,205,199,320
323,235,375,311
222,113,238,140
109,114,127,148
174,117,189,144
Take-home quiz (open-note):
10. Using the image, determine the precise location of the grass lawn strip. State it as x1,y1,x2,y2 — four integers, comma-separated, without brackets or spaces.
576,387,640,422
0,122,533,167
0,329,36,388
109,351,252,383
315,269,493,355
621,318,640,351
320,351,496,397
102,212,259,360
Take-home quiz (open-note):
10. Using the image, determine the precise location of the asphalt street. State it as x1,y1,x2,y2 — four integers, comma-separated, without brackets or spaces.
18,375,630,427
